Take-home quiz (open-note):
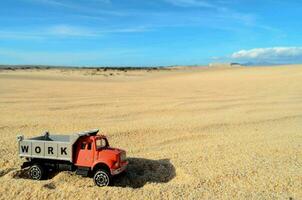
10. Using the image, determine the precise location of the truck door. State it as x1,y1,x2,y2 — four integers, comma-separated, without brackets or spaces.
75,141,94,167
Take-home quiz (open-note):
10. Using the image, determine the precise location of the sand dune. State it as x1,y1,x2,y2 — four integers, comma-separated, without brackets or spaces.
0,66,301,199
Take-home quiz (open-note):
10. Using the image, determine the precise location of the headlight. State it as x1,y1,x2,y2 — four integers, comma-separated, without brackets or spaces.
120,152,126,162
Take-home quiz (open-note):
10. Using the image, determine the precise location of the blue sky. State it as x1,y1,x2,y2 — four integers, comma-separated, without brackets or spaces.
1,0,302,66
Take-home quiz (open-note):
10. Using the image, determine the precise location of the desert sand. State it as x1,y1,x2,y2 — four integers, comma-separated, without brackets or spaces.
0,66,301,199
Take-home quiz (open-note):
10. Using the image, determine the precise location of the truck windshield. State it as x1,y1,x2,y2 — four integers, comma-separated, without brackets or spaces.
96,138,108,149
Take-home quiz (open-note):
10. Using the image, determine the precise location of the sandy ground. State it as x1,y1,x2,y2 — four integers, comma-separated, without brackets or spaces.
0,66,301,199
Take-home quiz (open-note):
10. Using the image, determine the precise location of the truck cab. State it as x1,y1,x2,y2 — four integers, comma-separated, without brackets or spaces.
74,135,128,180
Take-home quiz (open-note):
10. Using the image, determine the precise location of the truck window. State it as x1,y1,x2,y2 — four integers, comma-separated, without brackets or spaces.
87,143,92,150
96,138,108,149
81,143,86,149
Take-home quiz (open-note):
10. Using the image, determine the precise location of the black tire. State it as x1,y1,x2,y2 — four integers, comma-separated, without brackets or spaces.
93,169,111,187
29,164,45,180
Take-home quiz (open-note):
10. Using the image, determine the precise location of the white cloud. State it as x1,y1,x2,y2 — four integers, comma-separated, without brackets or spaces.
26,0,124,16
231,47,302,62
0,26,100,39
0,31,43,40
160,1,277,32
163,0,214,8
48,25,99,37
23,0,277,34
105,26,151,33
0,25,150,40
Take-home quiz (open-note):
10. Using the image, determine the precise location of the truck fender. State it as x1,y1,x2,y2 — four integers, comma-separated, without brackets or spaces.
92,162,110,174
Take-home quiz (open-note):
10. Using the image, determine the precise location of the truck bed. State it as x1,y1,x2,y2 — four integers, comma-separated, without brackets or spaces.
17,129,99,162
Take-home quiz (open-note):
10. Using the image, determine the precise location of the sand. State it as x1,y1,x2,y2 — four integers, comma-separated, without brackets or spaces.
0,66,301,199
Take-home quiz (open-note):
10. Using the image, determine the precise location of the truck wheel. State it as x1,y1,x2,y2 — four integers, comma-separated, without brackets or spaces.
29,164,44,180
93,169,111,187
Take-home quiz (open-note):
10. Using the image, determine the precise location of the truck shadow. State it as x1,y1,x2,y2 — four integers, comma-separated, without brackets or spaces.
10,157,176,189
113,157,175,188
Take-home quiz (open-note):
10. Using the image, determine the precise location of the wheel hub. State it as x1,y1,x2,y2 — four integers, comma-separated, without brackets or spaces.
95,172,109,186
30,166,41,179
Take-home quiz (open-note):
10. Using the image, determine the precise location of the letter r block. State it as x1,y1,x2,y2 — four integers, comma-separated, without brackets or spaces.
45,143,57,158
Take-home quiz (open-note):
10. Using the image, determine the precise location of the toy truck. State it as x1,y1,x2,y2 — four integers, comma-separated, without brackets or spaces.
17,129,128,186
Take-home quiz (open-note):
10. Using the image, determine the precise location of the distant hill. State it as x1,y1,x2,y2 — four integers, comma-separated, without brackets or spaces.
208,63,242,67
0,64,172,71
242,62,293,66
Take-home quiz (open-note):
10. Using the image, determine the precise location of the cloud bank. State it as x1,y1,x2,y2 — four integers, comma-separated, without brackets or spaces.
231,47,302,63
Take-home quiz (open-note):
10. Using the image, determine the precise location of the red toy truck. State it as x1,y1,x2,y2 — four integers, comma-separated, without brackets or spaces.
17,129,128,186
